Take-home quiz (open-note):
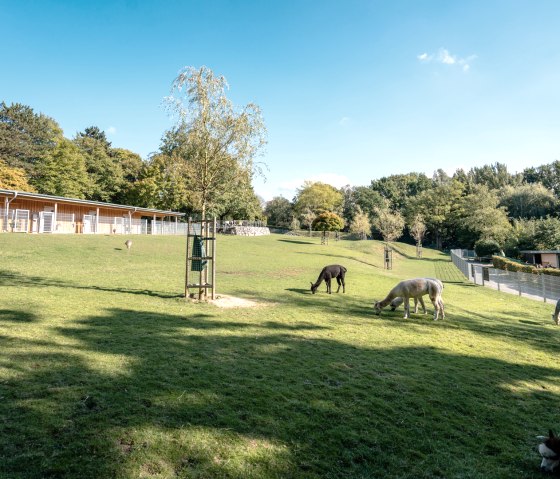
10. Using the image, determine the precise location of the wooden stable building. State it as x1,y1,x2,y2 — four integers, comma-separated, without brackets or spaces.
0,189,185,235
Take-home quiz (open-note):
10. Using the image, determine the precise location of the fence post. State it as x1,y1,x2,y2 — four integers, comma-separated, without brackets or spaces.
518,274,522,297
496,270,500,292
541,274,547,303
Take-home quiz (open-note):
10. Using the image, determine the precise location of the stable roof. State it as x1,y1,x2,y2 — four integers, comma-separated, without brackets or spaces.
0,189,185,217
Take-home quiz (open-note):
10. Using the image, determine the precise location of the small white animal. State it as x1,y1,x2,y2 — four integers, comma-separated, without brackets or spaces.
125,240,132,251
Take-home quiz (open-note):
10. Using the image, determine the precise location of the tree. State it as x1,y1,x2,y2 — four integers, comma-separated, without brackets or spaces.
130,153,191,211
111,148,145,205
163,66,267,218
499,183,557,219
467,162,519,189
264,196,293,227
408,180,464,249
0,160,36,191
372,208,405,243
312,211,344,232
301,208,317,236
0,102,62,178
33,138,89,198
459,185,512,249
74,129,124,202
523,160,560,195
409,214,427,257
293,181,343,215
349,207,371,240
341,185,384,227
370,173,431,210
76,126,111,150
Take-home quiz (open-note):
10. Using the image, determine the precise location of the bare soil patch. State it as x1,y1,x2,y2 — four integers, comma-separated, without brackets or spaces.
211,295,260,308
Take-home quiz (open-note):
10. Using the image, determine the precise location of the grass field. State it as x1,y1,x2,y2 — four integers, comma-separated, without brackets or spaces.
0,233,558,478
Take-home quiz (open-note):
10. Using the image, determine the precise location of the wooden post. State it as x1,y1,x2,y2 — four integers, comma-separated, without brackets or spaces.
212,217,216,300
185,217,192,298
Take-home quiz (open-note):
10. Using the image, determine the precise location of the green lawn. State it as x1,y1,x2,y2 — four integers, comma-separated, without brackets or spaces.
0,233,557,478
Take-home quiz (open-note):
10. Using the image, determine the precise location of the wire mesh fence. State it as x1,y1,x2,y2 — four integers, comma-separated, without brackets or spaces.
450,249,560,303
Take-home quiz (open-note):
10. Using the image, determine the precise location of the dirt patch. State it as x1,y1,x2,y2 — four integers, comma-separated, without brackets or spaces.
211,295,260,308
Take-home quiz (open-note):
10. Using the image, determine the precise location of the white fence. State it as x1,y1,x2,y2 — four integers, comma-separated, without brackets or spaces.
450,249,560,303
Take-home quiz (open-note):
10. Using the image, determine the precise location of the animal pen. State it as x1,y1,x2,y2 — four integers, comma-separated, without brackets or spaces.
185,218,217,300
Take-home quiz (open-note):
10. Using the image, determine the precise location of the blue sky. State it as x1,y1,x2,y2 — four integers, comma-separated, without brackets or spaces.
2,1,560,201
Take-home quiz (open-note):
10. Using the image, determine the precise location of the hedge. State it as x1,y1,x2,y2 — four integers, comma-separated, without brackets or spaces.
492,256,560,276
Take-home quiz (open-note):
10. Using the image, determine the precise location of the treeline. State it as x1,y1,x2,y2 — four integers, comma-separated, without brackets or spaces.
265,164,560,256
0,99,263,219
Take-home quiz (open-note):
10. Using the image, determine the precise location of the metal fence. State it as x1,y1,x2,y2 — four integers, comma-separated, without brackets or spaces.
450,249,560,303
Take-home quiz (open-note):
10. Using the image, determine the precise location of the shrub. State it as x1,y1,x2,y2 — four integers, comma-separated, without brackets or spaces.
475,239,501,258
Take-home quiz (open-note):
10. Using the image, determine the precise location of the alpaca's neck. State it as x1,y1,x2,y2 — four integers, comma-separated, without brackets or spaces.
378,292,397,308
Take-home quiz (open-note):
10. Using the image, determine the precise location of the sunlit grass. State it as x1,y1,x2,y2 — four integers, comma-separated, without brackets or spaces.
0,233,558,478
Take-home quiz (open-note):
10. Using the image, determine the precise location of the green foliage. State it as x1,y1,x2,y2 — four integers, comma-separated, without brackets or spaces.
293,181,343,215
474,238,501,257
130,153,191,211
74,132,124,202
370,172,431,210
500,183,557,219
264,196,293,227
407,180,464,248
0,101,62,178
523,160,560,195
33,138,89,198
459,185,512,247
408,213,427,246
312,211,344,231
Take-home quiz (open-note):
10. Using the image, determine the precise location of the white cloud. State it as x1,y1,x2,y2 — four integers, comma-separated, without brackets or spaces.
107,126,117,135
417,48,476,72
339,116,351,126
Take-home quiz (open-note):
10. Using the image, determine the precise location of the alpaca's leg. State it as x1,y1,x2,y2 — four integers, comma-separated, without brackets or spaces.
326,278,332,294
418,297,427,314
413,298,419,314
403,297,410,319
438,296,445,319
429,295,439,320
341,274,345,293
336,276,342,293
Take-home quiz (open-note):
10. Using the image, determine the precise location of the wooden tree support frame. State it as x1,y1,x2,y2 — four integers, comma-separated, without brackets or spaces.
185,217,217,300
384,244,393,270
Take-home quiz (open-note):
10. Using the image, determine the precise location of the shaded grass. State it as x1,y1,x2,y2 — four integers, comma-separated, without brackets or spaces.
0,233,558,478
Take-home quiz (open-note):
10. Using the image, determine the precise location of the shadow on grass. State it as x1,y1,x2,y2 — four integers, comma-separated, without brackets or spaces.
297,252,379,269
0,309,38,323
277,239,316,245
0,269,182,299
0,307,558,478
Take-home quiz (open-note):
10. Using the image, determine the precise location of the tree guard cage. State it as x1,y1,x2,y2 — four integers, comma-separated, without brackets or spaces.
416,243,423,258
185,218,217,300
384,244,393,270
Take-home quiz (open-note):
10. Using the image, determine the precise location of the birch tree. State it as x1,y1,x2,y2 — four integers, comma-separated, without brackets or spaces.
164,66,267,218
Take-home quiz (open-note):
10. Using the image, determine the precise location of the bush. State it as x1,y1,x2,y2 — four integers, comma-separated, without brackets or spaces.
475,239,501,258
492,256,560,276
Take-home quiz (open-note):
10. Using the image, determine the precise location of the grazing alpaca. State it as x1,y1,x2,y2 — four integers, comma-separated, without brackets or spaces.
374,278,444,320
125,240,132,251
552,299,560,325
537,430,560,472
310,265,347,294
389,278,444,313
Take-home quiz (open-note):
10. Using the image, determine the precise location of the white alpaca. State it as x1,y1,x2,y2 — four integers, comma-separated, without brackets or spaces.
375,278,445,320
390,278,444,314
552,298,560,325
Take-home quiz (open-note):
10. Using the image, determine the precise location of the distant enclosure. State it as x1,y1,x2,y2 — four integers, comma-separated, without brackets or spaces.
451,249,560,303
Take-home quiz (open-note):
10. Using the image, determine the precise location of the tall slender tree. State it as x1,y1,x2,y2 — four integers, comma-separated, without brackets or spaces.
163,66,267,218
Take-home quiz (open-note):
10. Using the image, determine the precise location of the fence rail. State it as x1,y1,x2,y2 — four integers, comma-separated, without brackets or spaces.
450,249,560,303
